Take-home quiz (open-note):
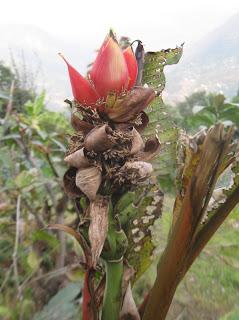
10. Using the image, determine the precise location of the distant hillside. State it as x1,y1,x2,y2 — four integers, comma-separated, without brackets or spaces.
1,16,239,108
165,13,239,102
0,24,93,110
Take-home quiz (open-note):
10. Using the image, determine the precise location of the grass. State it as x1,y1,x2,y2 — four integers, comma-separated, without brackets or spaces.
133,201,239,320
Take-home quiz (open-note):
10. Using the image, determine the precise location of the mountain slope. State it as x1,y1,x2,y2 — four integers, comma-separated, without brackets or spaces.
165,13,239,102
1,15,239,108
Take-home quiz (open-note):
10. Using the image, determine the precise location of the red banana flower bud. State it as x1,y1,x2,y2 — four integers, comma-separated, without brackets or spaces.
90,36,129,98
61,32,141,108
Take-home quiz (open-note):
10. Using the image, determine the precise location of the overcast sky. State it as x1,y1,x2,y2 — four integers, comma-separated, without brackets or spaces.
2,0,239,50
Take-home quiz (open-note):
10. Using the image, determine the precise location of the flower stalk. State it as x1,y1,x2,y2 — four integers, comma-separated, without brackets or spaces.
102,259,124,320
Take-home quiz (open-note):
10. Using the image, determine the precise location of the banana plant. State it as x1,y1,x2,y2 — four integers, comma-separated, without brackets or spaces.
51,31,239,320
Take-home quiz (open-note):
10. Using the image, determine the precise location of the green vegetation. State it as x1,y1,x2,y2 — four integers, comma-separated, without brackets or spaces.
0,62,238,319
167,90,239,134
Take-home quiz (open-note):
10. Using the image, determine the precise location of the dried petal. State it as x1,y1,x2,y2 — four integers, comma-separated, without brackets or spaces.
90,36,129,98
75,166,102,201
120,283,140,320
136,137,161,161
63,167,82,199
123,46,138,90
59,53,100,106
64,148,90,168
84,124,116,152
133,112,149,133
106,87,156,123
71,113,94,133
120,161,153,183
89,196,109,268
130,128,144,155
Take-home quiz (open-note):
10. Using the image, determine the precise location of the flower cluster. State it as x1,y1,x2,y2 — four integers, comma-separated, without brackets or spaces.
61,32,160,268
62,32,159,200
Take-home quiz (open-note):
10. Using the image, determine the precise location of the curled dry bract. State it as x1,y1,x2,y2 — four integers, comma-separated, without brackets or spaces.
63,167,82,199
89,196,109,268
136,137,161,161
64,148,90,168
120,283,140,320
105,87,155,123
122,161,153,181
75,166,102,201
84,124,115,152
130,128,144,155
71,113,94,133
133,111,149,132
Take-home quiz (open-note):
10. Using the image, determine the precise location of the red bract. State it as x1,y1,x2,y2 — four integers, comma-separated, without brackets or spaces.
61,33,138,107
90,36,129,98
59,54,100,106
123,46,138,90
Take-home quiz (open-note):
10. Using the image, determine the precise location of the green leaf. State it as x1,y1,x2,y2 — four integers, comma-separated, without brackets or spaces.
144,96,179,176
33,282,81,320
15,169,38,189
142,46,183,177
124,185,164,282
189,109,217,128
33,92,45,116
220,308,239,320
143,45,183,93
27,250,40,270
0,306,12,317
31,230,59,250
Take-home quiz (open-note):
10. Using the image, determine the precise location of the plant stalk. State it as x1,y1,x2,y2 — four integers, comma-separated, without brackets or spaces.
102,259,123,320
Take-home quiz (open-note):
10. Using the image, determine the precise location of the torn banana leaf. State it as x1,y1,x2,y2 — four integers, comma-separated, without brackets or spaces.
142,45,183,177
200,157,239,228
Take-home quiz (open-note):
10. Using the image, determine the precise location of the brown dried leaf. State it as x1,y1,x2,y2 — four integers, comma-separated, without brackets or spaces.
105,87,156,123
84,124,115,152
75,166,102,201
173,124,234,232
48,224,91,265
89,196,109,268
63,167,82,199
191,124,231,226
64,148,90,168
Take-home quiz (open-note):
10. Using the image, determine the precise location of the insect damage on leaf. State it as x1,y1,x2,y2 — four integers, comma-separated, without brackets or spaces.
202,157,239,225
142,45,183,177
124,184,164,281
142,45,183,93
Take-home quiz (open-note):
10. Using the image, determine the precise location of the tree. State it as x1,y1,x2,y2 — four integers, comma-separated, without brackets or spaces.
0,61,36,117
169,90,239,135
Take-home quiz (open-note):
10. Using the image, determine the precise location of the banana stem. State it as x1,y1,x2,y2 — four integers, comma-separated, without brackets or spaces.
102,259,123,320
